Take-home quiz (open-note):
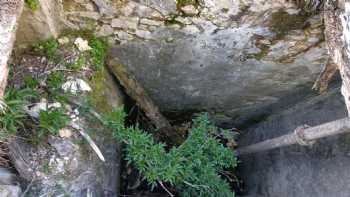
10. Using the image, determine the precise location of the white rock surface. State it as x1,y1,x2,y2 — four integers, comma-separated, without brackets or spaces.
181,5,199,16
62,78,92,94
74,37,92,52
59,128,73,138
26,100,62,118
0,185,21,197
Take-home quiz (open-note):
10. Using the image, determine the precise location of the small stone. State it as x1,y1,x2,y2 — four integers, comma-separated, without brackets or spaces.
62,78,92,94
66,11,101,20
74,37,92,51
114,31,132,41
139,18,163,26
120,2,136,16
97,25,114,37
182,25,201,34
58,37,70,45
111,16,139,30
181,5,199,16
59,128,72,138
26,100,62,118
135,30,152,39
84,3,95,11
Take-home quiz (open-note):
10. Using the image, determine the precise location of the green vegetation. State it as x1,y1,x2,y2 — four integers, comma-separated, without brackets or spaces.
33,38,59,61
0,88,38,139
47,71,65,90
164,15,184,27
103,108,237,197
250,44,270,61
25,0,39,10
37,108,70,139
24,76,40,89
89,36,108,70
269,9,310,40
67,55,86,71
176,0,199,9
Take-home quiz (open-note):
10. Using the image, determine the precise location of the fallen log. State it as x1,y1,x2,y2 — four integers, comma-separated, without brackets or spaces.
236,117,350,156
107,59,172,130
0,0,24,97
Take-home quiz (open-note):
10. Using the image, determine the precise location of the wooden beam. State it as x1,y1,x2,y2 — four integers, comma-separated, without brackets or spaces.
237,117,350,155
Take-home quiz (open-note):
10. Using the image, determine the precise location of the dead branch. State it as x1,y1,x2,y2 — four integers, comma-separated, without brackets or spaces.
107,59,172,131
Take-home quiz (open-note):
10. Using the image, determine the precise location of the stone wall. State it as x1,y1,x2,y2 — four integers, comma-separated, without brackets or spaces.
18,0,330,125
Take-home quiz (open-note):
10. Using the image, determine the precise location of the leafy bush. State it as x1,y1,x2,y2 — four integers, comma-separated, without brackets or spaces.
0,88,38,139
38,108,70,138
103,108,237,196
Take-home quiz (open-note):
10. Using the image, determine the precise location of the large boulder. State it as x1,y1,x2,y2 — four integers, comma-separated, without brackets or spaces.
108,0,327,125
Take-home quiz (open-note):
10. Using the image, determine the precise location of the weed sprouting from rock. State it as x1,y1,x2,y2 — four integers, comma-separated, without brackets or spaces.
37,108,70,140
33,38,59,61
0,88,38,139
25,0,39,10
89,36,108,70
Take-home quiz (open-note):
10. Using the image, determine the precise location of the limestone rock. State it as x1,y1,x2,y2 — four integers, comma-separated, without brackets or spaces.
97,24,114,37
135,30,152,39
108,1,326,125
74,37,92,51
181,5,199,16
137,0,176,15
140,18,163,26
0,185,21,197
62,78,92,94
58,36,70,45
111,16,139,30
59,128,73,138
16,0,63,46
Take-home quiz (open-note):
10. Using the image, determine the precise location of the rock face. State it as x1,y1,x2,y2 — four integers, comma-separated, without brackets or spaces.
16,0,63,47
21,0,329,126
107,0,327,125
238,85,350,197
16,1,328,124
0,0,24,97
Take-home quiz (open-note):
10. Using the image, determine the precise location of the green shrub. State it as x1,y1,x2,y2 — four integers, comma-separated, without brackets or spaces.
38,108,70,138
0,88,38,139
25,0,39,10
103,108,237,196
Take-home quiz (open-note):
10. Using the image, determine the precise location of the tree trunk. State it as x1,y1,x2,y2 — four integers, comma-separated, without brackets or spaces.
0,0,24,97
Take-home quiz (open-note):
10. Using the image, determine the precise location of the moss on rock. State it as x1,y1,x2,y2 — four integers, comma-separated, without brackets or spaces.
269,9,310,40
